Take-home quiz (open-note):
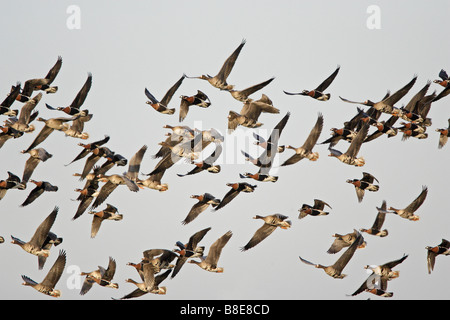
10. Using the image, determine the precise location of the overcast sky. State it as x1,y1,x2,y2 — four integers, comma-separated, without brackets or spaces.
0,1,449,301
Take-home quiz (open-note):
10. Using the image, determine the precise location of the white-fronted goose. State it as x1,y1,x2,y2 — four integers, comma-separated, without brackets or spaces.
91,173,139,209
387,185,428,221
299,230,364,279
159,138,200,160
163,124,195,138
349,274,394,298
284,65,340,101
137,170,168,192
63,111,91,140
115,269,170,299
11,206,59,257
123,145,147,183
281,112,323,166
147,136,200,177
228,94,280,132
241,214,291,251
185,39,246,91
152,132,182,159
142,249,178,274
351,254,408,297
22,115,80,153
38,231,63,270
5,92,42,133
21,249,66,298
227,110,263,132
366,254,409,280
140,249,178,290
188,230,233,273
21,147,53,183
327,230,367,254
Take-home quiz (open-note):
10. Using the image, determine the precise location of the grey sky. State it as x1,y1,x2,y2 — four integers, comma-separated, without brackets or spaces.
0,1,449,300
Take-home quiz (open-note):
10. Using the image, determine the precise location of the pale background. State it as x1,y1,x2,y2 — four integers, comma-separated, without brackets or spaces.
0,1,449,300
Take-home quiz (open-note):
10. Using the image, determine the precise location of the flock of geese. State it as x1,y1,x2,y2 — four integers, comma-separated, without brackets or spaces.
1,39,449,299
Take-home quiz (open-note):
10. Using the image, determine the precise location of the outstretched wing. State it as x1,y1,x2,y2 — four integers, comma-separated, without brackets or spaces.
70,73,92,109
44,56,63,83
213,188,240,211
404,186,428,214
182,201,210,225
315,65,340,92
215,39,246,82
161,75,185,106
301,112,324,151
345,123,369,158
240,223,277,251
40,249,66,289
144,88,159,104
236,77,275,99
